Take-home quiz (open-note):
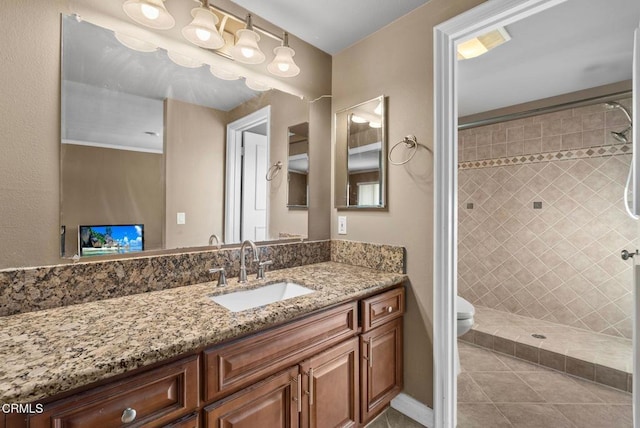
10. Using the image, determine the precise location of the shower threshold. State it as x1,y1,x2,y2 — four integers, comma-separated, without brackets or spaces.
460,306,632,393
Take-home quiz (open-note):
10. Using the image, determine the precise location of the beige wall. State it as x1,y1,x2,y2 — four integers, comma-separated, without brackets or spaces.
0,0,330,269
308,97,332,240
164,99,226,249
331,0,485,406
61,144,163,255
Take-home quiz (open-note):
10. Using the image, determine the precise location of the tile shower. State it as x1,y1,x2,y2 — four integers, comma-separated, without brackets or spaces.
458,98,636,339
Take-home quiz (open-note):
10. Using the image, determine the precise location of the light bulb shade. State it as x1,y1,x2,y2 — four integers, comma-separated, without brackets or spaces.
245,78,270,91
210,66,239,81
114,32,158,53
123,0,175,30
267,46,300,77
167,51,202,68
182,7,225,49
231,29,265,64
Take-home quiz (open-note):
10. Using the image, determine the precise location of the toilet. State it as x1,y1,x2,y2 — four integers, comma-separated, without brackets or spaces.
456,296,475,374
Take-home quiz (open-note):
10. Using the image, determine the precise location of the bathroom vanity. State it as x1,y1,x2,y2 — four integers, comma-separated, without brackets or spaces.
1,262,405,427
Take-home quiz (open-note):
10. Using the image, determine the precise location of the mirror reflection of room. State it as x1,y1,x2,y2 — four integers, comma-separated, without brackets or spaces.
60,16,310,257
346,97,385,207
287,122,309,208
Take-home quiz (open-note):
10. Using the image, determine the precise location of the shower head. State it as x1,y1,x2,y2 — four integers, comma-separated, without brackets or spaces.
605,101,633,125
611,126,631,143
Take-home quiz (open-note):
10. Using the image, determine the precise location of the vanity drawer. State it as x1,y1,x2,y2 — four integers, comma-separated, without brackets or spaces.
361,287,404,332
29,355,199,428
203,301,358,403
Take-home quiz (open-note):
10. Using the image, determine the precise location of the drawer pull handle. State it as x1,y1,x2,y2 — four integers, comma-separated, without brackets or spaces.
291,374,302,413
121,408,137,423
308,368,314,406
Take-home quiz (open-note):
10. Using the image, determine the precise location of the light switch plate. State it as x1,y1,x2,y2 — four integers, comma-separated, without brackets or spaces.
338,216,347,235
177,212,186,224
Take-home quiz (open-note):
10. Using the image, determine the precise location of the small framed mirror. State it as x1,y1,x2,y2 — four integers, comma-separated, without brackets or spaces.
334,96,386,209
287,122,309,208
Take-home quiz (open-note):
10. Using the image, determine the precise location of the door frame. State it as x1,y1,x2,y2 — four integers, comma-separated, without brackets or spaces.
432,1,568,426
225,105,271,244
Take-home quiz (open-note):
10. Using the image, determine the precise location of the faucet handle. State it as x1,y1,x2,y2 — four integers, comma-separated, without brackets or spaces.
257,260,273,280
209,267,227,287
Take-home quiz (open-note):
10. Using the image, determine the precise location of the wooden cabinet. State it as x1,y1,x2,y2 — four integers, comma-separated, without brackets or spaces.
204,301,357,403
20,286,404,428
360,317,403,424
300,337,359,428
204,367,300,428
28,355,199,428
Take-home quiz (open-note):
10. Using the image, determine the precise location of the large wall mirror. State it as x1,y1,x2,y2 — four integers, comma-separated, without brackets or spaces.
287,122,309,208
334,96,387,209
61,15,309,258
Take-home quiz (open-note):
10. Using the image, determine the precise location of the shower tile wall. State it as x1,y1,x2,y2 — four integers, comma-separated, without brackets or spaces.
458,98,637,339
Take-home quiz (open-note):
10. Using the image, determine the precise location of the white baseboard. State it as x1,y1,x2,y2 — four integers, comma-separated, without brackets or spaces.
390,393,434,427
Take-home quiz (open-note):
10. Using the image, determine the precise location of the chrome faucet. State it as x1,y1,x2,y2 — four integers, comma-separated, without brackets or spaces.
239,240,259,283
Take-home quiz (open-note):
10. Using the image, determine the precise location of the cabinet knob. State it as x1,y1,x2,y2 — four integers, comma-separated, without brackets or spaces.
121,407,137,423
387,306,393,313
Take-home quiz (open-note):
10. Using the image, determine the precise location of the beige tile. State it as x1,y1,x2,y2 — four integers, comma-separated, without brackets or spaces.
566,356,595,381
497,404,573,428
562,132,582,149
470,372,544,403
562,116,583,134
594,365,628,391
506,141,524,156
581,112,605,131
493,337,516,356
383,407,425,428
507,126,524,142
458,373,491,403
460,346,511,372
515,343,539,364
473,330,494,349
539,349,565,372
542,119,563,137
457,403,511,428
517,372,602,403
555,404,632,428
572,377,632,404
495,353,543,372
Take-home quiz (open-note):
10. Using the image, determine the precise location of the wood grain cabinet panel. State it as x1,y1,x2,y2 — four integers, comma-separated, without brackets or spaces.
360,317,403,424
300,337,359,428
164,412,199,428
204,302,358,403
361,287,404,332
204,367,300,428
28,355,199,428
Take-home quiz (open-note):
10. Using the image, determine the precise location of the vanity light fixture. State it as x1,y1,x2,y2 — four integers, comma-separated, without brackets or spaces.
369,121,382,129
182,0,225,49
457,27,511,60
123,0,175,30
231,14,266,64
114,32,158,53
350,114,368,124
245,78,271,91
210,65,240,80
167,51,203,68
267,32,300,77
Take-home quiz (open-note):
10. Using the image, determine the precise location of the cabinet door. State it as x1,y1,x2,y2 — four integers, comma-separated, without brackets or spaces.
204,367,300,428
360,317,403,424
300,337,359,428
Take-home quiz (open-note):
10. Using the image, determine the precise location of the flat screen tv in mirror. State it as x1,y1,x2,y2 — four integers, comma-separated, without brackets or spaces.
79,224,144,257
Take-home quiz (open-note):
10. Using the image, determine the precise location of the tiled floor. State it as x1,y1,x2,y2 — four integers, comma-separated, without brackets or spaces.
462,306,632,391
458,341,632,427
365,407,424,428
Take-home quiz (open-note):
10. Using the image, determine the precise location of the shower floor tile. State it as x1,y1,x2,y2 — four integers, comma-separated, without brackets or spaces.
461,306,632,391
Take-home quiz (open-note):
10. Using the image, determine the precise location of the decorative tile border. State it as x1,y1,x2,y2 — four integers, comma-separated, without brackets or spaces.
331,240,405,274
459,142,631,170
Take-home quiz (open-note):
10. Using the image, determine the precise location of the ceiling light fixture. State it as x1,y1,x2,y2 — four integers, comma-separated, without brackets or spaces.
231,14,266,64
267,32,300,77
182,0,225,49
457,27,511,60
122,0,175,30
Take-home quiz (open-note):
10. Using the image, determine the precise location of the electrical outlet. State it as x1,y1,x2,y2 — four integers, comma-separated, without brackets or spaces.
338,216,347,235
177,212,186,225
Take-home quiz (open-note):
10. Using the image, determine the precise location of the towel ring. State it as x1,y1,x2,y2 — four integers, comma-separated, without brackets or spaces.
388,135,419,165
266,161,283,181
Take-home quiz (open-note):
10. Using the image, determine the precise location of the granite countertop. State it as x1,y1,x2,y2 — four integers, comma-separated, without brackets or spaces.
0,261,406,403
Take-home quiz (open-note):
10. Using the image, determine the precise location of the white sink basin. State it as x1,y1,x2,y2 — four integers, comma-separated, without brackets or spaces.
210,281,315,312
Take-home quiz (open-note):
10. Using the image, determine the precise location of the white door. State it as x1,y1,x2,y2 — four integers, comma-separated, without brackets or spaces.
241,132,268,241
633,22,640,428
